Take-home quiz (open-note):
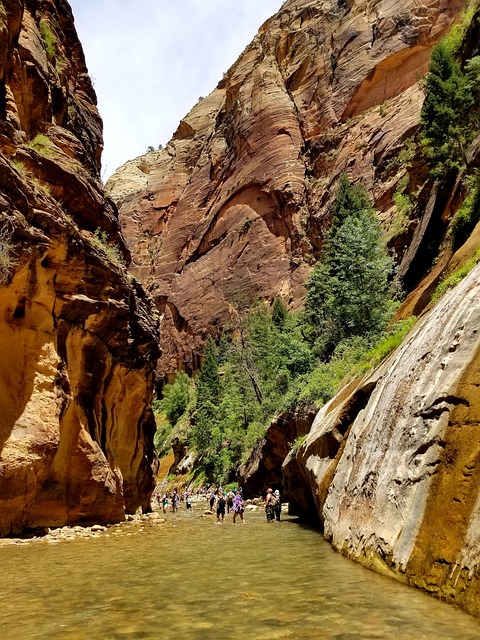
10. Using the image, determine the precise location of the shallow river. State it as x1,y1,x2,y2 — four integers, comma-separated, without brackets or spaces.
2,506,480,640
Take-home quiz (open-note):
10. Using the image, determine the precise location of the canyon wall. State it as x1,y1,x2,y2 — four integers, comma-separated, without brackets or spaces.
0,0,159,534
108,0,463,381
106,0,480,617
231,2,480,617
283,259,480,617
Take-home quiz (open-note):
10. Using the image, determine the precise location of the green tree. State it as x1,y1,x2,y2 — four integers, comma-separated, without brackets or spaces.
192,336,221,456
331,171,372,229
272,297,288,329
451,172,480,250
420,8,480,181
158,371,192,426
303,175,395,358
193,303,314,482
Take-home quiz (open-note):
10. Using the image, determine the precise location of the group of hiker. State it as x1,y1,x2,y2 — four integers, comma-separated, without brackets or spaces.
211,486,282,524
157,489,192,514
156,485,283,523
210,487,249,523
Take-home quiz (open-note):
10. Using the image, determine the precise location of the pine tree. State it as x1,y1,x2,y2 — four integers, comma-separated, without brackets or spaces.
420,35,478,178
192,336,221,454
272,297,288,329
303,175,395,358
331,171,372,229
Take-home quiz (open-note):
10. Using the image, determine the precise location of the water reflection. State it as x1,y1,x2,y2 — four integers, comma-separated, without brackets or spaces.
1,508,480,639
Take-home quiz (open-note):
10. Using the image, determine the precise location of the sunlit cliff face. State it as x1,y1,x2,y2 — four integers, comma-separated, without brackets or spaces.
108,0,463,380
0,0,160,534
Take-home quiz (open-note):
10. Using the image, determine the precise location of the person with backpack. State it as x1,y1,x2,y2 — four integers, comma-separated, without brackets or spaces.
232,489,245,523
265,488,275,523
209,490,216,512
215,490,226,523
273,489,281,521
226,489,235,514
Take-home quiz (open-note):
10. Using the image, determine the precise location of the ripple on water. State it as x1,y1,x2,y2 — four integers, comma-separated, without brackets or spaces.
1,510,480,639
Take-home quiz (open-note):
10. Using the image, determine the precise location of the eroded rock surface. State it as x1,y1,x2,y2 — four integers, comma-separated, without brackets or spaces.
108,0,462,379
283,263,480,616
0,0,159,534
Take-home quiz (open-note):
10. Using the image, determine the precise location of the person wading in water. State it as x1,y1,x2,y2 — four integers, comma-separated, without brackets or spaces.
232,489,245,523
274,489,281,521
215,490,226,524
265,488,275,523
226,489,235,514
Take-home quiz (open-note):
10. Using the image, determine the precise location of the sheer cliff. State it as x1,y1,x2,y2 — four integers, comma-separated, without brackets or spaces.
108,0,463,381
0,0,160,534
281,258,480,617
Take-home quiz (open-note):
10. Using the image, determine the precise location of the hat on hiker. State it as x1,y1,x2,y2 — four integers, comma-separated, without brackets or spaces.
267,488,273,493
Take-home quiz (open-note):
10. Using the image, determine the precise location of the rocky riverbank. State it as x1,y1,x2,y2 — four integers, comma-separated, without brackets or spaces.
0,512,168,547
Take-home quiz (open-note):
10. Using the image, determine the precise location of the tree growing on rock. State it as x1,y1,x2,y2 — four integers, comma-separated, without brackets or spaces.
303,174,396,359
420,10,480,180
191,336,222,465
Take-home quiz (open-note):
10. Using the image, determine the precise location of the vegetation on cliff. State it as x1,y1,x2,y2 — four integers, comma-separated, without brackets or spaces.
302,174,396,359
153,7,480,488
154,176,403,484
420,7,480,180
419,4,480,291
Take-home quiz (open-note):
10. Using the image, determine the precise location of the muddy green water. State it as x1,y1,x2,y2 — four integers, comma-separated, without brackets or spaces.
2,508,480,640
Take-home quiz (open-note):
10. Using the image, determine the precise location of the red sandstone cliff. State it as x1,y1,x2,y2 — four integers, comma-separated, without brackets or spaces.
108,0,463,381
0,0,160,534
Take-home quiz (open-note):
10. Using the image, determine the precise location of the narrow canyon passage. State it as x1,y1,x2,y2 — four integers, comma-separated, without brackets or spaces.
1,506,480,639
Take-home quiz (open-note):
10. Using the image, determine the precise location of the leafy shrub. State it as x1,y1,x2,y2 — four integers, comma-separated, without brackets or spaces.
297,336,370,407
290,435,307,455
240,217,254,233
93,229,126,267
39,20,56,59
25,134,55,156
158,371,193,426
291,319,416,409
0,222,16,284
397,138,417,166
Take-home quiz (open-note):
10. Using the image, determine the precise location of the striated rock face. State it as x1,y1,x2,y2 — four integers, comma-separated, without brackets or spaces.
283,262,480,616
108,0,463,379
0,0,159,534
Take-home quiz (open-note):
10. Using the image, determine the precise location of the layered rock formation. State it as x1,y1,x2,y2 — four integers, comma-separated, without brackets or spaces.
0,0,159,535
108,0,463,380
234,4,480,617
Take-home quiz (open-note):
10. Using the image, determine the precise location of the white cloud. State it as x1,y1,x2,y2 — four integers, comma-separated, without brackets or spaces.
68,1,284,178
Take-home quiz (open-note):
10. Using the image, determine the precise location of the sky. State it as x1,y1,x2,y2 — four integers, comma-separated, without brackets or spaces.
68,1,284,179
